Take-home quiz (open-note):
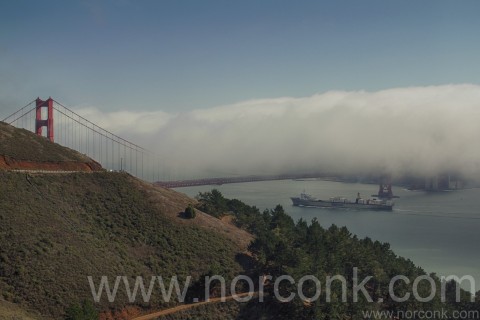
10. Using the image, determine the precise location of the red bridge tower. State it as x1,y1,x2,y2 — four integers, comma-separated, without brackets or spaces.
35,97,54,142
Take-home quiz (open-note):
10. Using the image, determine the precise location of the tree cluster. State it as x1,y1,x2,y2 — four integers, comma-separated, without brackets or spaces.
196,190,479,319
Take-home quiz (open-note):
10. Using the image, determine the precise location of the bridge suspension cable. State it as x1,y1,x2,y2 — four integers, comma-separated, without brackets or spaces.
2,100,36,124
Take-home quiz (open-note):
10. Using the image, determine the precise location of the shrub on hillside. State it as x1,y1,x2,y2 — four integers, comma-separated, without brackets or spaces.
65,300,97,320
184,205,196,219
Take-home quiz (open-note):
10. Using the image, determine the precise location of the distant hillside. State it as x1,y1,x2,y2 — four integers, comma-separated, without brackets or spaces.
0,121,101,171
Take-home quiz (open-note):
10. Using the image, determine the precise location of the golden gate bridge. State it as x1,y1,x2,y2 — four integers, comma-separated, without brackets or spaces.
2,97,166,182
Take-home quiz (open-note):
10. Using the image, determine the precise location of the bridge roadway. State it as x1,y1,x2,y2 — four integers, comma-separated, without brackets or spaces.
155,173,325,188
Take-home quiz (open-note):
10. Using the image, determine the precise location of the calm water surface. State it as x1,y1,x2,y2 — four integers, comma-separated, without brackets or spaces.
176,180,480,291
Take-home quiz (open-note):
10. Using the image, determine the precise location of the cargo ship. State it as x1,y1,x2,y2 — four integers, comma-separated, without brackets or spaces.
291,192,394,211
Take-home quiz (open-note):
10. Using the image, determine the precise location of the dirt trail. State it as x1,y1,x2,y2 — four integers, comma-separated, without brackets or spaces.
130,292,259,320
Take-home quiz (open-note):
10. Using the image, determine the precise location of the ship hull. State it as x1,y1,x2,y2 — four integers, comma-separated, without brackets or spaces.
291,197,393,211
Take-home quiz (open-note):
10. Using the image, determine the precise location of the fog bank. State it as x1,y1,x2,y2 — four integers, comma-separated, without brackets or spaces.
77,84,480,179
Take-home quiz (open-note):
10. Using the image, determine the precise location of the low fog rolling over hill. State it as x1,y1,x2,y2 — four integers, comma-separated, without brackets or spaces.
76,84,480,179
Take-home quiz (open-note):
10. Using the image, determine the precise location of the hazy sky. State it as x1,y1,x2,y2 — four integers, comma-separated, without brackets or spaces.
2,0,480,114
2,1,480,178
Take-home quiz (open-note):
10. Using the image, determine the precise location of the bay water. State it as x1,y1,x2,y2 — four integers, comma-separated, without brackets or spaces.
176,179,480,293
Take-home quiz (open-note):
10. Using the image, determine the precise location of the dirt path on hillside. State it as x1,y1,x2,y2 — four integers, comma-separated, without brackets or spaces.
130,292,259,320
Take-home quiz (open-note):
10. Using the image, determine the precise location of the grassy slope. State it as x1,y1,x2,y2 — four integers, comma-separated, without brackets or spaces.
0,121,92,163
0,300,43,320
0,172,251,318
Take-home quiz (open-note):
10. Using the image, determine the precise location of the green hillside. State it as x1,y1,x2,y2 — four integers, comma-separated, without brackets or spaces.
0,172,249,318
0,122,93,163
